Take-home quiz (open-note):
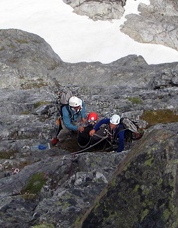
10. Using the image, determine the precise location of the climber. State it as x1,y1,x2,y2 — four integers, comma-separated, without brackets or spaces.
89,114,125,152
77,111,99,148
62,96,87,131
57,96,87,142
87,111,99,126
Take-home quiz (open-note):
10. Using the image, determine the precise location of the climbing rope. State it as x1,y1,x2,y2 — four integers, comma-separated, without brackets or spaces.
71,134,109,155
77,132,107,149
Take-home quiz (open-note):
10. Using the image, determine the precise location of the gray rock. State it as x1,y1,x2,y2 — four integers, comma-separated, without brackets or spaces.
79,124,178,228
62,0,178,53
0,29,62,89
120,0,178,51
63,0,126,20
0,27,178,227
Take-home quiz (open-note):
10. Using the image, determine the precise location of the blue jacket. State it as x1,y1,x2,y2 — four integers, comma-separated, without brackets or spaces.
93,118,125,152
62,101,86,131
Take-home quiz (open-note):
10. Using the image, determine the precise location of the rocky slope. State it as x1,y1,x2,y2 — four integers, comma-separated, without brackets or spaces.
0,1,178,226
79,125,178,227
0,28,178,228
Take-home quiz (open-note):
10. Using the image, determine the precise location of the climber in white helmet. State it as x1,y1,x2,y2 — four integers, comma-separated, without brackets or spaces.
89,114,125,152
61,96,87,133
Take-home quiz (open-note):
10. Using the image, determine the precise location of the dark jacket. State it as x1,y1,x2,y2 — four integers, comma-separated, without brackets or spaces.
93,118,125,152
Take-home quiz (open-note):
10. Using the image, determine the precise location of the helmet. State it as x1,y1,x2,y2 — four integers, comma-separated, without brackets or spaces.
110,114,120,125
69,96,82,107
87,112,98,122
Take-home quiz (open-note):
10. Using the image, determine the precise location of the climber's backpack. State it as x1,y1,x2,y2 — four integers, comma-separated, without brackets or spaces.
120,117,144,140
52,89,73,140
59,89,73,119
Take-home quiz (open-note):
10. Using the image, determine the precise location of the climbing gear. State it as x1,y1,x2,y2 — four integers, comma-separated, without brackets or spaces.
110,114,120,125
59,90,73,118
121,117,139,133
77,125,116,152
47,88,73,145
77,136,91,149
77,125,93,148
60,90,73,105
87,112,98,122
72,134,109,155
69,96,82,107
120,117,144,141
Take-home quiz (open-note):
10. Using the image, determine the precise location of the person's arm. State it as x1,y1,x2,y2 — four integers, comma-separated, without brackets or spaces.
93,118,110,131
90,118,109,136
62,106,78,131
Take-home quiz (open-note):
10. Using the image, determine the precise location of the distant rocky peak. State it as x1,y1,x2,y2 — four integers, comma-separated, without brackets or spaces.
63,0,126,20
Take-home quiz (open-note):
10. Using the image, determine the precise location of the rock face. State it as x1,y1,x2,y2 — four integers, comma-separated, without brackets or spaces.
63,0,126,20
79,125,178,227
0,26,178,227
0,29,61,89
120,0,178,51
63,0,178,52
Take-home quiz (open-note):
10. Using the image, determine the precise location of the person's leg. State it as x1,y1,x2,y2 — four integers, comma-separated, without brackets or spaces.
58,120,72,142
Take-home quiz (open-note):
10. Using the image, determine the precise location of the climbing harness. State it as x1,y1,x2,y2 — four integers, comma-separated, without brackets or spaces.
74,127,127,155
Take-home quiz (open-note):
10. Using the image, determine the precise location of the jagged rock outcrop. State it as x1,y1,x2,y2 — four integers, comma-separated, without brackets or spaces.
0,28,178,227
63,0,126,21
63,0,178,53
0,29,61,89
79,124,178,228
120,0,178,51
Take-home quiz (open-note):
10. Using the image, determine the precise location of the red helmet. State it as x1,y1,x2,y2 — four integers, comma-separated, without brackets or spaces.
87,112,98,122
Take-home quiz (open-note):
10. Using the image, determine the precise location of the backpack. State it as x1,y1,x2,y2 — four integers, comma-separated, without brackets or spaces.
120,117,144,140
60,90,73,105
120,117,138,133
53,90,73,139
59,90,73,119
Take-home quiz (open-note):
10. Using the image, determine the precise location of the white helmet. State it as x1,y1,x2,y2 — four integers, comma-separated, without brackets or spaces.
69,96,82,107
110,114,120,125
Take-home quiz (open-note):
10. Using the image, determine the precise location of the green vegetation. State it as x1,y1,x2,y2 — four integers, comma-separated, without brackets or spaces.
21,172,47,199
20,111,30,115
16,39,28,44
34,101,49,109
127,97,143,104
31,224,55,228
0,151,17,159
21,79,48,89
141,109,178,127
